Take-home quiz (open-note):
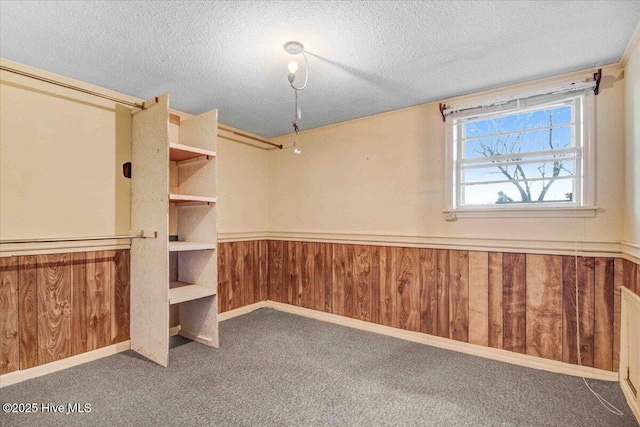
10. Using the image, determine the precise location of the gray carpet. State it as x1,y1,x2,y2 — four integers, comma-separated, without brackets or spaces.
0,308,637,426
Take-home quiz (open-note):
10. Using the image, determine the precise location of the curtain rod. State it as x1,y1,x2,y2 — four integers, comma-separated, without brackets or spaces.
0,234,147,244
218,124,282,149
439,69,602,122
2,64,282,150
0,65,145,109
217,134,268,150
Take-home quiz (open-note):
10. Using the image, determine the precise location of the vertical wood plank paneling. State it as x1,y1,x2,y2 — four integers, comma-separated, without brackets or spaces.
419,248,438,335
236,242,248,306
468,251,488,346
594,257,614,371
210,241,624,372
229,242,244,310
254,240,266,303
488,252,503,349
369,245,380,325
112,250,130,344
396,247,420,332
18,255,38,370
354,245,372,322
243,241,255,306
251,241,259,304
0,256,19,374
11,250,133,371
71,253,87,356
562,256,596,367
86,251,112,351
503,253,526,354
324,243,334,313
280,241,290,304
613,258,623,372
241,242,249,305
300,242,315,309
268,240,285,304
218,242,230,313
333,244,346,316
578,257,595,367
624,259,639,298
344,245,355,319
259,240,269,302
312,243,324,312
449,250,469,342
563,256,578,365
286,241,301,306
436,249,450,338
378,246,396,327
37,253,72,365
525,254,563,361
635,260,640,296
635,260,640,295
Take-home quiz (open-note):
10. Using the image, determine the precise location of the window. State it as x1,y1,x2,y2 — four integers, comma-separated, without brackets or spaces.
445,88,596,219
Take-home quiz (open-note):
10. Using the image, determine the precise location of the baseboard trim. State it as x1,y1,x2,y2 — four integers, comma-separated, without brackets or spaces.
219,301,269,321
169,325,181,337
265,301,619,382
0,340,131,388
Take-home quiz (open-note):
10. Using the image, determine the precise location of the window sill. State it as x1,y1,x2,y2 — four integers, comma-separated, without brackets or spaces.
443,206,598,221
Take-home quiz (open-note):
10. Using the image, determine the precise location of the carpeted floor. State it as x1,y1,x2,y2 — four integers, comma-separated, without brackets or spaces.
0,308,637,426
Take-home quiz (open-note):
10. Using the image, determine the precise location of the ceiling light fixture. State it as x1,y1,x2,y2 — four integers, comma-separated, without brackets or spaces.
284,41,308,134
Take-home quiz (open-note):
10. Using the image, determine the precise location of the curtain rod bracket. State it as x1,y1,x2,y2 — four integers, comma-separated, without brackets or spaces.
593,68,602,95
439,103,447,122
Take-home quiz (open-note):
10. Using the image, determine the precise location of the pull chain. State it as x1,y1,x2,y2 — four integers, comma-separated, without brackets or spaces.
292,90,300,134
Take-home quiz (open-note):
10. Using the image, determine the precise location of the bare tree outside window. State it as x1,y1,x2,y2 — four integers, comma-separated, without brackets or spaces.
459,103,578,206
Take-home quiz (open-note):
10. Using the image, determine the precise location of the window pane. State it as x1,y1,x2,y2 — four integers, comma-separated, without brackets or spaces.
463,104,572,139
450,91,589,211
462,160,575,185
461,179,575,206
463,122,573,159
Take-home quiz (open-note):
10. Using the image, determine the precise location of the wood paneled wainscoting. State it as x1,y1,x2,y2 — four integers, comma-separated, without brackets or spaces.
217,241,268,313
217,240,640,374
0,250,130,375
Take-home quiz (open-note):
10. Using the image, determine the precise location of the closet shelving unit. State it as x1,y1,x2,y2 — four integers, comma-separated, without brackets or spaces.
131,93,219,367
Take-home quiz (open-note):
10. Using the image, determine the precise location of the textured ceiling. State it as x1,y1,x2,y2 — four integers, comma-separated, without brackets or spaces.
1,1,639,138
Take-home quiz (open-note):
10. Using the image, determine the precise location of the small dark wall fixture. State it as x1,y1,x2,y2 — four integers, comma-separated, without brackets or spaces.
122,162,131,179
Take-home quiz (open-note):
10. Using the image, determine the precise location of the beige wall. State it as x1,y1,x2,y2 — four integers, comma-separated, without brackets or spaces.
269,67,626,250
0,61,132,241
216,136,269,237
624,34,640,249
0,57,634,255
1,59,268,250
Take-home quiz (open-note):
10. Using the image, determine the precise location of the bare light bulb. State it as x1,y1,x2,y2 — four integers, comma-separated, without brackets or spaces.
288,61,299,74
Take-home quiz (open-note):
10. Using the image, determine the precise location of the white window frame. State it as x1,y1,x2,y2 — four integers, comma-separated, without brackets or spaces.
443,86,597,220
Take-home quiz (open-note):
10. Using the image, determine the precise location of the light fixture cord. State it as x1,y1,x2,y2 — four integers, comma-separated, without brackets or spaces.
573,176,623,416
289,52,309,91
289,50,308,134
292,90,300,134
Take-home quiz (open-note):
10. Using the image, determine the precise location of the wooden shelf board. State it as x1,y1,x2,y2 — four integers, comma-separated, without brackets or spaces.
169,194,216,204
169,142,216,162
169,282,216,305
169,241,217,252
